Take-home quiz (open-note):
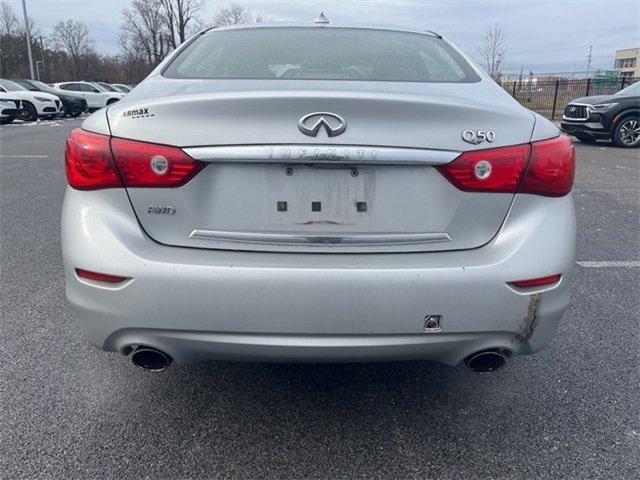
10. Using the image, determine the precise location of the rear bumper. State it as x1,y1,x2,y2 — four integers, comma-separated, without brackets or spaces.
107,330,528,365
62,188,576,366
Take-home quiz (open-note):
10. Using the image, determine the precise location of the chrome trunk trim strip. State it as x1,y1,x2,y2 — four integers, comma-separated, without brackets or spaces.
189,230,452,246
183,145,459,165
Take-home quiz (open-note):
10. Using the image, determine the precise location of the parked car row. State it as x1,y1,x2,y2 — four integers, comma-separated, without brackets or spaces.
0,78,134,124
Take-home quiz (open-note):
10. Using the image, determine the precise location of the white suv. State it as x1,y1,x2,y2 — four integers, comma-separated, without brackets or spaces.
0,79,62,121
54,81,124,110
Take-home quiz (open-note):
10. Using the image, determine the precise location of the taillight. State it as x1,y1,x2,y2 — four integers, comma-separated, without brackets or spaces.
437,144,531,193
64,129,205,190
519,136,575,197
65,129,121,190
111,138,205,188
437,135,575,197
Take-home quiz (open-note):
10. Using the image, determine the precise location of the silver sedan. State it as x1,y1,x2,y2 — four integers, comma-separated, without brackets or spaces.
62,20,576,372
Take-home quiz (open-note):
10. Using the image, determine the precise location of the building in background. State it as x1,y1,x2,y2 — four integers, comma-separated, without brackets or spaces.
613,48,640,78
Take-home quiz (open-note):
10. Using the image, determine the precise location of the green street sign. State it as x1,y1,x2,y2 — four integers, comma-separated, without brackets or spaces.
594,71,619,87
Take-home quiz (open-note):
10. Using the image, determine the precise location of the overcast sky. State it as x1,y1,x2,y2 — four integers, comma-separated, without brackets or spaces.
6,0,640,74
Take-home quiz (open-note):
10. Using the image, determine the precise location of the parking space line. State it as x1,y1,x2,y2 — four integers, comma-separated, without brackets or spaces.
574,189,640,193
0,155,49,158
577,261,640,268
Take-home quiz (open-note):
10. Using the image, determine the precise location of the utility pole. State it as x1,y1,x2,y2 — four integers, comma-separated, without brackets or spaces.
586,45,593,77
35,61,43,81
39,36,46,82
21,0,35,79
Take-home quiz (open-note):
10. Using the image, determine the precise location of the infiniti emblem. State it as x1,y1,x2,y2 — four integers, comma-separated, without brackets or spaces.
298,112,347,137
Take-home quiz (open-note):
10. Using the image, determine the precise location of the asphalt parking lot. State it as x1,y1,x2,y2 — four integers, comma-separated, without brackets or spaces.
1,118,638,479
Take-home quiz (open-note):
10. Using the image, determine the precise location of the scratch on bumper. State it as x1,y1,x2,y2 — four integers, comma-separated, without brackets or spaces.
520,294,542,341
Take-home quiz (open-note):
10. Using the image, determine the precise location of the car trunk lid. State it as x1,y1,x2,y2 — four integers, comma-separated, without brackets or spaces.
106,79,535,253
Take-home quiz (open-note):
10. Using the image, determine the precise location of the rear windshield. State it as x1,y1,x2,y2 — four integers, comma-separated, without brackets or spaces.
164,27,480,83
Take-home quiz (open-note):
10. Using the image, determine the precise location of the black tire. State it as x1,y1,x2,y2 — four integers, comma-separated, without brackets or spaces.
612,117,640,148
0,116,14,125
18,101,38,122
575,133,597,144
43,115,56,120
71,111,81,118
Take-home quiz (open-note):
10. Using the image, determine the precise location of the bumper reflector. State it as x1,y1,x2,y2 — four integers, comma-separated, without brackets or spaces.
75,268,128,283
512,274,561,289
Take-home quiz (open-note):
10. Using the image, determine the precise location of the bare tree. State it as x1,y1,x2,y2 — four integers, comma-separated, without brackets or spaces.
159,0,203,49
0,1,45,77
53,19,95,79
0,1,18,75
121,0,169,66
0,2,156,83
0,1,18,35
477,23,507,80
212,3,253,26
1,1,39,38
21,16,41,41
253,12,271,24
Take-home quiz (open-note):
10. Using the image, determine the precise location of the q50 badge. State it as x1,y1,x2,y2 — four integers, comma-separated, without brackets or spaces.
461,130,495,145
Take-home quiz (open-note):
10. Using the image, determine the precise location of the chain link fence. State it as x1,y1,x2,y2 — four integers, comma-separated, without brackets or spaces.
501,77,639,120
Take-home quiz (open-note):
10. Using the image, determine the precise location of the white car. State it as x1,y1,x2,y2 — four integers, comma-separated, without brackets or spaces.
94,82,129,96
0,93,20,124
0,78,62,122
90,82,126,101
111,83,132,93
30,82,88,103
54,81,124,110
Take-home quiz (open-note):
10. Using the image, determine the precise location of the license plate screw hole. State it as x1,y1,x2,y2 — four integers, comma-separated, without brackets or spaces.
356,201,367,212
285,167,294,176
277,201,288,212
311,201,321,212
351,169,359,177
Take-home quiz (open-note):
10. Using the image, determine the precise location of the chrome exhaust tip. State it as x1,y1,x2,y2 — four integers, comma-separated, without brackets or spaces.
464,348,510,373
130,347,172,371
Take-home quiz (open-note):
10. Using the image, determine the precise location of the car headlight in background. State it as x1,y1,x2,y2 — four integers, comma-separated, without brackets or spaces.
589,103,618,110
34,96,53,102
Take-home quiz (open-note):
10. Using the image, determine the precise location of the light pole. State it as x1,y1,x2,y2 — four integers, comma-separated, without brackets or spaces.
36,60,44,81
21,0,35,79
